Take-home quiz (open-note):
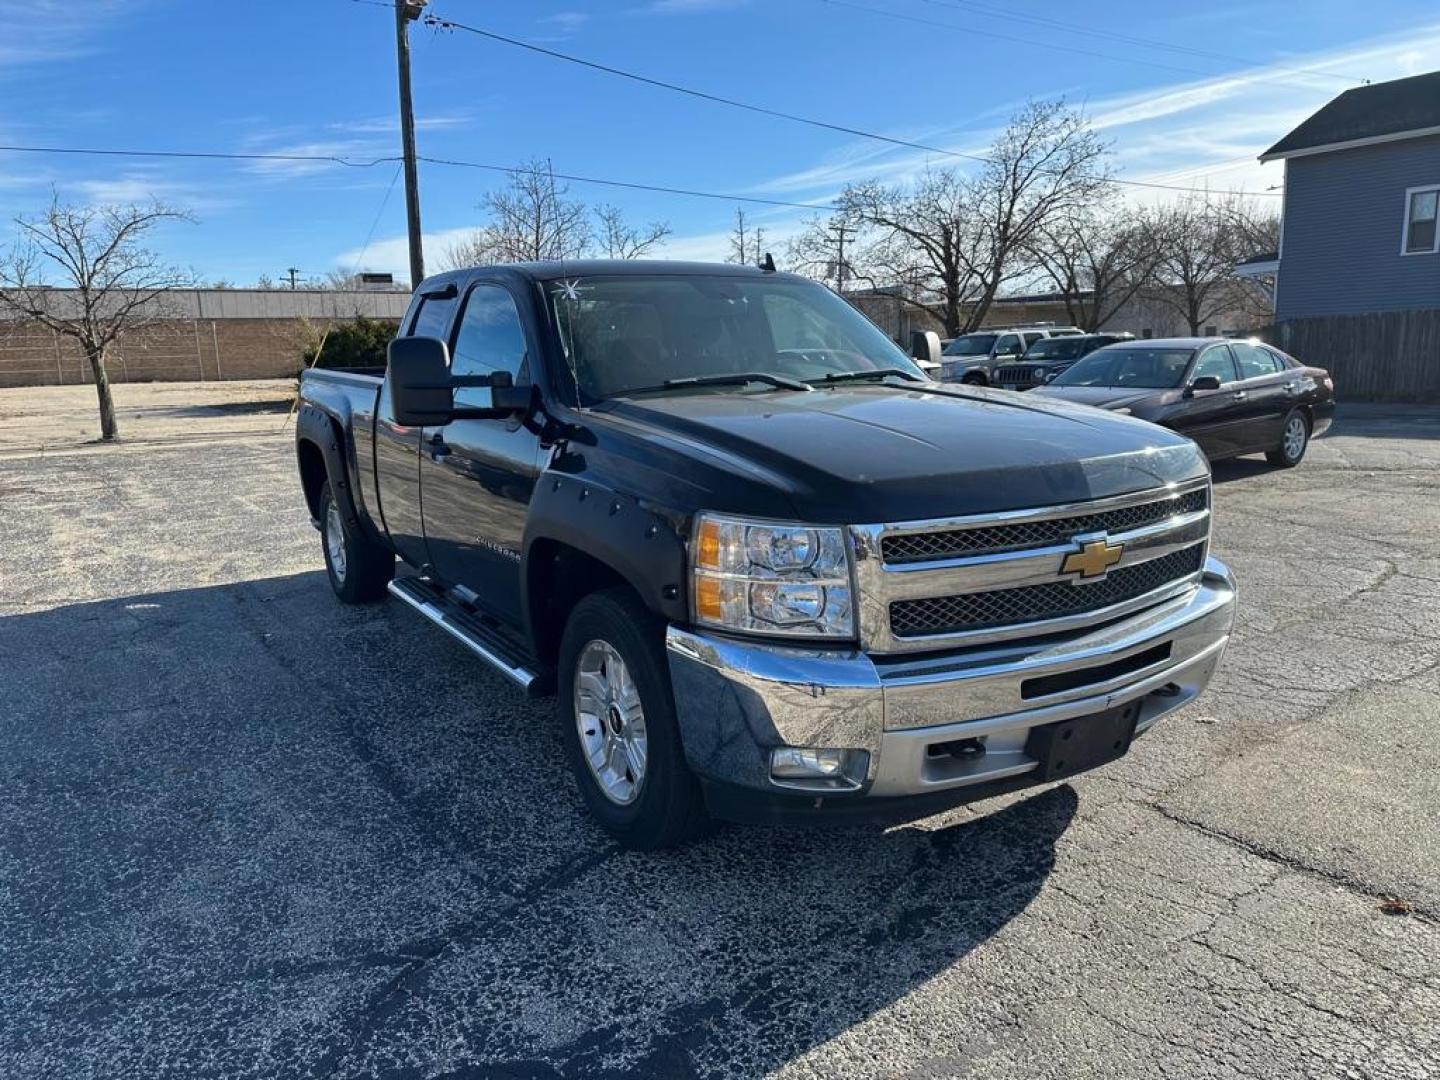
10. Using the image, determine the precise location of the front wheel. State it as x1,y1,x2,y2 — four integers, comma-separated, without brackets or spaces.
961,372,987,386
557,588,707,850
1266,409,1310,468
319,480,394,602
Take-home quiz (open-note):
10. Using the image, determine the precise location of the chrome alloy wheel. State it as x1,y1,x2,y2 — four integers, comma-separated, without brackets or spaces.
1283,414,1307,460
574,639,648,806
325,499,347,583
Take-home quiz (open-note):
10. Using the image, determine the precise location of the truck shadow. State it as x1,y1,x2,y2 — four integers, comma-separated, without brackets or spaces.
1,572,1076,1078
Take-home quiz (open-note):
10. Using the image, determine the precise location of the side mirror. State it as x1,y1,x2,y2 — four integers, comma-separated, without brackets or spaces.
1188,375,1222,396
910,330,941,370
387,337,533,426
388,336,455,427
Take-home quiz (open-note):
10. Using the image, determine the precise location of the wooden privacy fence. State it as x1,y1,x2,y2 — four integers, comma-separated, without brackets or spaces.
1267,311,1440,402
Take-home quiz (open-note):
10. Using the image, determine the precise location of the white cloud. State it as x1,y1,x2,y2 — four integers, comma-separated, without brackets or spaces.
241,140,387,179
638,0,748,13
334,227,484,278
540,11,590,32
329,113,472,135
740,22,1440,207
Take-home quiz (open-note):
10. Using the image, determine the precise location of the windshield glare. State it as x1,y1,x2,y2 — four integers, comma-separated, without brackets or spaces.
942,333,997,356
1050,347,1195,389
548,275,921,401
1025,338,1087,360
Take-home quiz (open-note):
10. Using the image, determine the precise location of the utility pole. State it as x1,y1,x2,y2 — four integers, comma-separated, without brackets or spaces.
395,0,427,290
828,222,854,295
284,267,300,290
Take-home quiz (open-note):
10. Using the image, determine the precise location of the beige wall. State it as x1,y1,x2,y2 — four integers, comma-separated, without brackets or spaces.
0,317,395,388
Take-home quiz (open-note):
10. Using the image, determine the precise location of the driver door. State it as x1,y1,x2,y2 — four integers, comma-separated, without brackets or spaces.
419,281,541,627
1170,344,1242,458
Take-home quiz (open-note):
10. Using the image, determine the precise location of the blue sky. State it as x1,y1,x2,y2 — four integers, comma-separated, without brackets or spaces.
3,0,1438,285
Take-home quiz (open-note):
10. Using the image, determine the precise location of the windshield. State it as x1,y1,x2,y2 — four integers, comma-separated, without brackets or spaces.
547,275,921,401
942,333,997,357
1050,347,1195,389
1024,337,1088,361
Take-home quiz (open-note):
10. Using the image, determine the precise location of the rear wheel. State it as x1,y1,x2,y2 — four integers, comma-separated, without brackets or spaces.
1266,409,1309,468
557,588,706,850
319,480,393,602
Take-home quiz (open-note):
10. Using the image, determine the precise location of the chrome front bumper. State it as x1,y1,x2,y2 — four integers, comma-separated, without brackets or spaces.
666,556,1236,816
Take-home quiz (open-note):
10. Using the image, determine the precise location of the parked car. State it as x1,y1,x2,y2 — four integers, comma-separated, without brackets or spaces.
992,333,1134,391
1032,337,1335,466
939,325,1083,384
296,261,1235,849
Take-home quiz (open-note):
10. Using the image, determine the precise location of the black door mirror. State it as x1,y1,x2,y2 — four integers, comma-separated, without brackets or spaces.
388,336,454,427
1188,375,1222,395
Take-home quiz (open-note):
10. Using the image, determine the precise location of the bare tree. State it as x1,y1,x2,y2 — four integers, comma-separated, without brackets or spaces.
441,164,671,269
1028,200,1164,331
1140,195,1276,334
835,100,1111,335
595,204,670,259
728,207,752,265
0,195,193,440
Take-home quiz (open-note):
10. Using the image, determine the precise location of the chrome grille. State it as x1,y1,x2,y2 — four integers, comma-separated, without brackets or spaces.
881,487,1208,565
888,544,1206,638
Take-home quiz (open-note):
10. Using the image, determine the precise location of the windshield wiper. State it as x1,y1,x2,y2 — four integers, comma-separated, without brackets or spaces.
616,372,812,396
812,368,925,385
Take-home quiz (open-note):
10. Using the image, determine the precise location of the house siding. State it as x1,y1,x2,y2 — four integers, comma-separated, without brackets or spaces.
1277,134,1440,318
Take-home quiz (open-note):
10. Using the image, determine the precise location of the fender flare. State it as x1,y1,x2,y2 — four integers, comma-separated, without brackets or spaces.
522,472,689,637
296,403,384,547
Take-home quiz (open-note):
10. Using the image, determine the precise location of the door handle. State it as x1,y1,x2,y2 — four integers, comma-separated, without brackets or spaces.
1231,391,1248,401
428,434,451,461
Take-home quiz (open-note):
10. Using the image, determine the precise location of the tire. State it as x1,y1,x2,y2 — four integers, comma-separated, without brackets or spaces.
557,588,707,850
1266,409,1310,468
319,480,394,603
961,372,987,386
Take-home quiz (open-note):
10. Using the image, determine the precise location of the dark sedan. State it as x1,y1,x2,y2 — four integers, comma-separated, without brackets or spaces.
1031,337,1335,467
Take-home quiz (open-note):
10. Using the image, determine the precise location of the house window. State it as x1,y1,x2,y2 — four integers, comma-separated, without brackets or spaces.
1403,186,1439,254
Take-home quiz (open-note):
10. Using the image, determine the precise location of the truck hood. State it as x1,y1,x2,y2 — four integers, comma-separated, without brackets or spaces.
599,383,1205,523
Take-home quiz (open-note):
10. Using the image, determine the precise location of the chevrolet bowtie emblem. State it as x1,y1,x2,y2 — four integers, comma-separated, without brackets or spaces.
1061,537,1125,580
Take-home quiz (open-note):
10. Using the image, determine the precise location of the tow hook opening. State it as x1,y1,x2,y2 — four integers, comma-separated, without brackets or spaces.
926,737,986,761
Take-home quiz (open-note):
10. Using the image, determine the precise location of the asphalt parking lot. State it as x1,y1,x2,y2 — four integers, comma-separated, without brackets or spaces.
2,385,1439,1079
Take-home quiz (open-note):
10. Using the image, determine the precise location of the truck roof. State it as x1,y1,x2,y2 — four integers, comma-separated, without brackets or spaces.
421,259,805,288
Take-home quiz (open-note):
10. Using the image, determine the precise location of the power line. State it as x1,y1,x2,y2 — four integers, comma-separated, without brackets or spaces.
417,155,839,210
418,11,1281,198
0,142,841,210
912,0,1366,86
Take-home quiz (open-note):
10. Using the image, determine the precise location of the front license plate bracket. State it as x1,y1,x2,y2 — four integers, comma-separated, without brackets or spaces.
1024,701,1141,782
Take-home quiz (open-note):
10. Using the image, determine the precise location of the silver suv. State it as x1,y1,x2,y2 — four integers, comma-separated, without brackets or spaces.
940,325,1083,385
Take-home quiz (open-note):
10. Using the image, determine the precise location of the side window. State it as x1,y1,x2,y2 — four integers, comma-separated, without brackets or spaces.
409,293,457,340
1404,187,1439,254
996,333,1021,356
1192,345,1238,384
1232,342,1279,379
450,285,529,406
1022,332,1044,348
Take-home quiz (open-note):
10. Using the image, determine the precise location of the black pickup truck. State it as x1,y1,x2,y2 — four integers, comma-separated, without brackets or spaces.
296,260,1236,849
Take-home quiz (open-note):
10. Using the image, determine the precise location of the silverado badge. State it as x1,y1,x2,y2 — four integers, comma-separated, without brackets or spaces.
1061,537,1124,581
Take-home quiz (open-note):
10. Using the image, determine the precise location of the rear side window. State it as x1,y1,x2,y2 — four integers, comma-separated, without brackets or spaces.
1192,345,1238,384
450,284,529,405
1022,332,1044,347
1232,342,1281,379
410,292,458,340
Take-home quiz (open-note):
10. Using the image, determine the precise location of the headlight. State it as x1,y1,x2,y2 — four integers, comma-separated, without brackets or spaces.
692,513,854,638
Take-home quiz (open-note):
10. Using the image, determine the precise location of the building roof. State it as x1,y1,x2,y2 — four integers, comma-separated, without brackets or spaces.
1260,70,1440,161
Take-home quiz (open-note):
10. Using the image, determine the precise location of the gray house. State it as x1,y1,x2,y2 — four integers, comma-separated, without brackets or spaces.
1261,71,1440,320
